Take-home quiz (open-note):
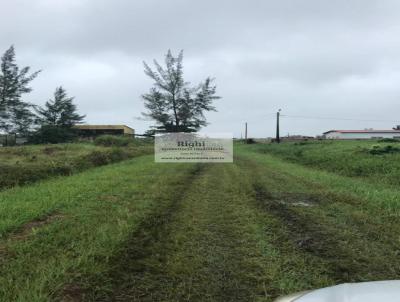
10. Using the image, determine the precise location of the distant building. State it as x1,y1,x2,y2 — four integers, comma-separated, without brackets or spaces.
74,125,135,138
323,129,400,140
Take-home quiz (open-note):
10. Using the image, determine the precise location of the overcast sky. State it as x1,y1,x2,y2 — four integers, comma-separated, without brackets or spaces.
2,0,400,137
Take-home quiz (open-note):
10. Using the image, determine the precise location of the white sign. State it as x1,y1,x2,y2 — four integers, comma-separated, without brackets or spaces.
155,132,233,163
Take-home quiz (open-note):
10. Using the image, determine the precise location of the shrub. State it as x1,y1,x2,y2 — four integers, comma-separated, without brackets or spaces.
368,144,400,155
0,164,53,188
94,135,132,147
42,146,62,155
378,138,400,143
108,148,131,161
0,143,152,190
84,150,112,166
82,148,132,166
29,126,77,144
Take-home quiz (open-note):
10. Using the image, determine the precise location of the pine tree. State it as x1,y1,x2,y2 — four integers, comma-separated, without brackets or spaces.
35,86,85,127
0,45,40,134
142,50,220,132
32,87,85,144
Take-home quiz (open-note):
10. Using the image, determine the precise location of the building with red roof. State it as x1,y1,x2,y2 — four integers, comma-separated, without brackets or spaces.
323,129,400,139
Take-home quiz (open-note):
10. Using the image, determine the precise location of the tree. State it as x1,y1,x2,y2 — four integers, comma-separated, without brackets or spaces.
142,50,220,132
32,87,85,143
0,45,40,134
35,86,85,127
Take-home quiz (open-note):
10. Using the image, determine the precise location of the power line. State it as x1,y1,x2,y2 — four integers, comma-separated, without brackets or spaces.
280,114,400,123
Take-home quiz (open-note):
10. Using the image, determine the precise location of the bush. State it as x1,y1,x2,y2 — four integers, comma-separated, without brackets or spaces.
108,148,131,161
84,150,112,165
94,135,132,147
368,144,400,155
0,164,49,188
378,138,400,143
29,126,77,144
83,148,131,166
42,146,62,155
0,142,153,190
244,138,256,144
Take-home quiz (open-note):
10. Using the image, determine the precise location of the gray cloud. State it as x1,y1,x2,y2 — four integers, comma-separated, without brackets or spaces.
2,0,400,137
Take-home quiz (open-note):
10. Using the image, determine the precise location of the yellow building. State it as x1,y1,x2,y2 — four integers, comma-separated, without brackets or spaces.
74,125,135,137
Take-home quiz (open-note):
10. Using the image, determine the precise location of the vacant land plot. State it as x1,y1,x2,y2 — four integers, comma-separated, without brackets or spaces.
0,141,152,189
246,140,400,186
0,143,399,301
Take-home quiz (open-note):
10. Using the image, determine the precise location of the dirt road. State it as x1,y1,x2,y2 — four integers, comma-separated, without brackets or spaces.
79,149,400,301
1,146,400,301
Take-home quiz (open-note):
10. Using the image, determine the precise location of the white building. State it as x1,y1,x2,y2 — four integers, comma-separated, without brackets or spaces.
323,130,400,140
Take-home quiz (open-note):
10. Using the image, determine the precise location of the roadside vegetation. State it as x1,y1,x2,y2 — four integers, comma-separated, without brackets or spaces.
245,140,400,186
0,137,152,190
0,143,400,301
93,135,152,147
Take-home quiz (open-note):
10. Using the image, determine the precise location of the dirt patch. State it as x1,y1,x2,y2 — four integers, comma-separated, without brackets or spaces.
253,183,347,278
255,190,325,254
42,146,62,155
7,212,64,242
276,192,320,207
61,284,86,302
98,195,120,203
252,182,397,282
237,156,362,207
0,212,64,260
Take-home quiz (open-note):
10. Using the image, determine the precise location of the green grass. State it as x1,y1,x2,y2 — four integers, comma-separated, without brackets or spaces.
243,140,400,186
236,147,400,278
94,135,153,147
1,143,400,301
0,141,152,189
0,156,199,301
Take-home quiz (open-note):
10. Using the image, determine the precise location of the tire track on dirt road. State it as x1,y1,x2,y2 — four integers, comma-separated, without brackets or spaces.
60,151,400,301
77,164,285,302
236,155,400,284
69,159,342,301
59,164,207,302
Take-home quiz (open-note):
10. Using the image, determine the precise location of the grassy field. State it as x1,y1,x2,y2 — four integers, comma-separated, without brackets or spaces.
0,140,152,189
245,140,400,186
0,141,399,301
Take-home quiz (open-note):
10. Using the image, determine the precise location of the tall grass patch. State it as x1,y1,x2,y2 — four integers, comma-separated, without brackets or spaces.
245,140,400,185
0,142,153,189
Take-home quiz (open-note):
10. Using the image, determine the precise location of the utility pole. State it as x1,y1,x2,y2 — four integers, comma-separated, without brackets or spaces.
245,122,248,144
276,109,281,143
